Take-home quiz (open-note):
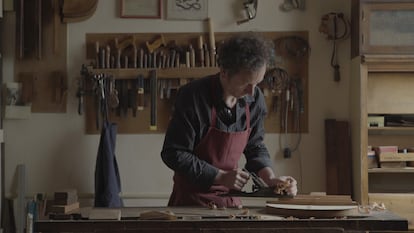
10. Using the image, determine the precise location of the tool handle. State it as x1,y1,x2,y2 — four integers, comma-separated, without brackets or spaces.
137,75,145,110
150,70,157,130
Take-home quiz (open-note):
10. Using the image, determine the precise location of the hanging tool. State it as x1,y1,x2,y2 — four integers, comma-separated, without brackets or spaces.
208,18,216,66
95,41,100,68
107,76,119,109
114,36,136,69
115,80,122,116
129,80,138,117
99,47,106,69
77,64,88,115
264,67,290,113
146,35,166,54
198,35,204,67
53,0,60,55
294,77,304,114
319,12,350,82
137,74,145,111
279,0,306,12
93,73,106,130
274,36,310,60
36,0,42,59
149,70,157,131
18,0,24,58
120,80,129,117
237,0,258,25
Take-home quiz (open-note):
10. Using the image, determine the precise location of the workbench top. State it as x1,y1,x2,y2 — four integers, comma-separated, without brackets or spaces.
35,206,408,233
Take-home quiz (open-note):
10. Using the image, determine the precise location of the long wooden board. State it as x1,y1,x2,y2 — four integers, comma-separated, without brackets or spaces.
267,194,356,206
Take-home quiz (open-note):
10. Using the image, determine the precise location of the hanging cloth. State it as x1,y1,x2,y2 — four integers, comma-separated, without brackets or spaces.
94,76,123,207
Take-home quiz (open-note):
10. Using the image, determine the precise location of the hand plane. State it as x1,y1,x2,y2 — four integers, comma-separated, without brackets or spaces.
221,169,293,198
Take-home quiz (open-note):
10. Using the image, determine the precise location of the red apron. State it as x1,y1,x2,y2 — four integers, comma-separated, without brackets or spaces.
168,81,251,207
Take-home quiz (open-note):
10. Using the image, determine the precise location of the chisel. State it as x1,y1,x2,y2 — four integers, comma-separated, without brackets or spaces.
150,70,157,131
129,81,137,117
137,75,145,111
208,18,216,66
95,41,100,68
37,0,42,60
198,36,204,67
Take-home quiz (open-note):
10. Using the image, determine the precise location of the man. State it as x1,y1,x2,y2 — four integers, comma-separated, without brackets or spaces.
161,33,297,207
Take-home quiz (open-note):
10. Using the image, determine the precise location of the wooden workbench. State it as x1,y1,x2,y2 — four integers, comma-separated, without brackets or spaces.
34,206,408,233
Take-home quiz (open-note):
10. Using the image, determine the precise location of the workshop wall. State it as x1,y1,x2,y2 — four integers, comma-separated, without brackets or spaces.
3,0,351,206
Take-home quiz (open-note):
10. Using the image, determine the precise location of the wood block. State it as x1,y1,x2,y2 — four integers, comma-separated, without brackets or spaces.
88,208,121,220
54,189,78,205
140,210,177,220
49,202,79,214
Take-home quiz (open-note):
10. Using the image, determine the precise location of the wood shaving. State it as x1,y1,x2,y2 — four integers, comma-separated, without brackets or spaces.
274,179,291,195
372,202,386,211
358,202,386,214
238,208,249,215
208,201,217,210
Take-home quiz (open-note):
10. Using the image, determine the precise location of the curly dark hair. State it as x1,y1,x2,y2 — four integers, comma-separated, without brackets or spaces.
217,32,275,76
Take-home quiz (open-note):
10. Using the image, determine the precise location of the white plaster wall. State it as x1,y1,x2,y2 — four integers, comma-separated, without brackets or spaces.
3,0,351,206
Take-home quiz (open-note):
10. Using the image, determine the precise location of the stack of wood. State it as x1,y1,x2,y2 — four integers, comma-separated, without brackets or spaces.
49,189,80,214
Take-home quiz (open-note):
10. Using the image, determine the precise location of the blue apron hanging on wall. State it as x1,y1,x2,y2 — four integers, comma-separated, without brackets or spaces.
94,121,123,207
94,75,123,207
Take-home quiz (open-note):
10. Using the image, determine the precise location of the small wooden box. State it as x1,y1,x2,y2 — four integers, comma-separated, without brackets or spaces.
378,152,414,168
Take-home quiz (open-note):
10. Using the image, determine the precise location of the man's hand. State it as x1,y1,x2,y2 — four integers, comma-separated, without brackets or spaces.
268,176,298,196
257,167,298,196
214,169,250,190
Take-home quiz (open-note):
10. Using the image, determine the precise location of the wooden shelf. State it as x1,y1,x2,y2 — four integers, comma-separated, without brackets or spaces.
369,127,414,131
368,167,414,173
90,67,220,80
368,127,414,135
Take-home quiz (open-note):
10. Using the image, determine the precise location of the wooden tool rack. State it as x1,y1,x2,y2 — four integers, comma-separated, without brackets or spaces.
83,31,309,134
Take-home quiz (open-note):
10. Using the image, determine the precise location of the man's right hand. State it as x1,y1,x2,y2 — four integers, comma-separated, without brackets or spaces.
214,168,250,190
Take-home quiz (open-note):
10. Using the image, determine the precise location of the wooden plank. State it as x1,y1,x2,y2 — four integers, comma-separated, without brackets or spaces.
325,119,352,195
325,119,339,194
267,194,356,206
